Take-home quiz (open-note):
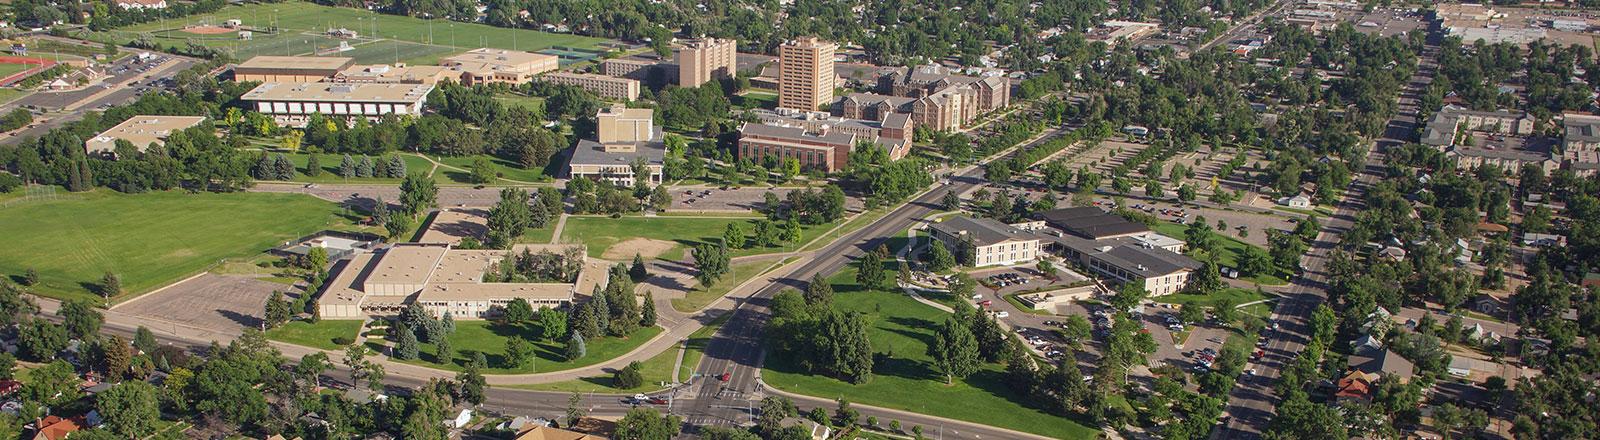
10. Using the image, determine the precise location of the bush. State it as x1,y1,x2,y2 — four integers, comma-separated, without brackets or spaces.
614,361,644,389
332,336,355,346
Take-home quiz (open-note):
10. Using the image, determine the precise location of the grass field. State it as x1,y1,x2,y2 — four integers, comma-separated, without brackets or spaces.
378,320,662,374
261,151,435,184
1150,287,1270,309
0,63,36,78
672,259,769,312
0,88,30,106
265,320,363,350
1152,222,1289,286
494,92,545,113
509,314,728,393
762,268,1099,440
0,190,353,303
559,215,843,261
428,154,549,184
99,1,607,65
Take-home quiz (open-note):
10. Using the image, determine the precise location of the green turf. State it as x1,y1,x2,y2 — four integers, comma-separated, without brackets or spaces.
0,88,31,106
1150,287,1270,308
101,1,608,64
508,313,728,393
379,320,662,374
0,63,36,78
0,190,355,303
762,268,1100,440
428,154,548,184
260,151,435,184
672,259,769,312
266,320,363,350
494,92,546,113
1152,222,1289,285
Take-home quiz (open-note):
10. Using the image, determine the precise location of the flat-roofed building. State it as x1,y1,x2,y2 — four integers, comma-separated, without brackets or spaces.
677,37,737,88
84,115,208,156
737,121,909,173
539,72,641,101
567,105,664,186
1044,233,1199,295
441,48,560,86
602,58,668,81
777,37,837,111
333,64,456,84
928,216,1041,267
317,243,599,319
1562,113,1600,176
241,82,433,126
1035,207,1152,240
234,56,355,82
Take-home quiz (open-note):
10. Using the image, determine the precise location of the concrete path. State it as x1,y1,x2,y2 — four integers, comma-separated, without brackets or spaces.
548,213,568,244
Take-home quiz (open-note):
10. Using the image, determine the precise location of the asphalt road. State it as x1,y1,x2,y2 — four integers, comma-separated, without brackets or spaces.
1213,41,1435,439
1,53,197,146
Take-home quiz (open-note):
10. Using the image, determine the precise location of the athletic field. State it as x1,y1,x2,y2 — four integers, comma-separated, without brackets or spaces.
96,1,608,65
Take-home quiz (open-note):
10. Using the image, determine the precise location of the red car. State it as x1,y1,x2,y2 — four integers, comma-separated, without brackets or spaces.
978,300,993,307
646,397,668,405
719,373,731,382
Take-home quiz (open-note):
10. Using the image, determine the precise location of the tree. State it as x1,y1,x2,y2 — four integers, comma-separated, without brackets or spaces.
565,332,586,361
723,222,747,249
1109,282,1148,313
948,273,976,300
1036,260,1056,279
630,254,649,281
394,323,420,360
0,353,13,380
757,396,796,435
1263,392,1347,440
17,319,67,362
927,242,956,272
538,307,568,340
356,156,375,178
264,290,291,329
693,241,730,286
487,188,532,249
339,154,357,178
436,335,454,364
856,251,887,290
943,190,961,210
61,299,103,339
1179,303,1205,325
1213,298,1239,324
399,173,438,217
505,298,535,324
641,292,657,327
615,408,681,440
805,273,834,308
97,381,160,439
504,337,534,369
457,354,487,406
100,272,122,299
1238,245,1273,277
400,380,450,440
20,268,38,286
614,361,644,389
929,317,979,384
99,335,132,381
386,213,413,240
305,152,323,177
22,360,79,407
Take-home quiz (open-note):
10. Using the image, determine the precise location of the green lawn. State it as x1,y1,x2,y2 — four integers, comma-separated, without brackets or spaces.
261,151,435,184
509,313,729,393
672,259,769,312
1150,287,1271,308
266,320,364,350
762,268,1100,440
99,1,608,64
558,216,835,261
0,88,27,106
0,190,354,303
1152,222,1289,285
378,320,662,374
734,91,777,110
428,154,548,184
494,92,545,113
519,225,557,245
0,63,35,78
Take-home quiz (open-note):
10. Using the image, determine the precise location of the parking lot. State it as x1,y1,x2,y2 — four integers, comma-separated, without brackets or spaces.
113,273,293,331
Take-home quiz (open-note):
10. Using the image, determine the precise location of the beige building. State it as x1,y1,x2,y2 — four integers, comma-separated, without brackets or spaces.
332,64,457,84
777,37,837,111
317,243,603,319
677,37,737,88
1563,113,1600,176
567,105,665,186
241,82,433,126
84,115,207,156
1045,233,1198,296
539,72,641,101
234,56,355,82
928,216,1041,267
441,48,560,86
737,117,910,173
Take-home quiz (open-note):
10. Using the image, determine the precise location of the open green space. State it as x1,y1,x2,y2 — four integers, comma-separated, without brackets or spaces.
1152,222,1289,285
493,92,546,113
510,313,729,393
672,259,770,312
265,320,364,350
0,190,355,303
0,63,36,78
1150,287,1271,308
427,153,549,184
378,320,662,374
0,88,31,106
261,151,435,184
558,216,838,261
762,268,1099,440
99,1,607,64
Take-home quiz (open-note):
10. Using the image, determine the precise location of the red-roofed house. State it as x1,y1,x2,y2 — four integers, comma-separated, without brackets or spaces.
1333,370,1378,402
31,416,83,440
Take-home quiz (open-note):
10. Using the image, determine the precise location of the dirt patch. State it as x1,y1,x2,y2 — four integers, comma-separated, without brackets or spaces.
602,238,677,260
183,25,236,35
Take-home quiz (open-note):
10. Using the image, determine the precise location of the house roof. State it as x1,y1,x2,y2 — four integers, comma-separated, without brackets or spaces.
1350,347,1415,381
514,426,606,440
32,416,82,440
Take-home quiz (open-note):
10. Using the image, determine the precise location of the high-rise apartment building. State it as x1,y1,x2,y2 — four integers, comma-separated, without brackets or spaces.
677,38,737,88
777,37,837,111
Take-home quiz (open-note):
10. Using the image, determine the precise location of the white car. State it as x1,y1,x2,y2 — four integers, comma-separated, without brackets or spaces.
995,311,1010,318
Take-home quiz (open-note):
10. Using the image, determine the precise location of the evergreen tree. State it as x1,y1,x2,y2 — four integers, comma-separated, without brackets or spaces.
305,153,323,177
339,154,356,178
386,155,408,178
263,291,290,329
640,292,657,327
805,273,834,308
942,190,961,210
400,173,439,216
441,311,456,334
856,252,886,290
132,326,157,355
565,331,587,361
372,197,391,227
355,156,375,178
273,153,295,180
457,354,486,406
614,361,644,389
394,323,420,360
503,337,534,369
435,335,453,364
630,254,649,281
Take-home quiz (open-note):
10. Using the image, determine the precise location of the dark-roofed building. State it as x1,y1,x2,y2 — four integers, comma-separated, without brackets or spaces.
1045,233,1199,295
1035,207,1152,240
1350,346,1415,383
1562,113,1600,176
567,105,665,186
737,122,908,172
928,216,1040,267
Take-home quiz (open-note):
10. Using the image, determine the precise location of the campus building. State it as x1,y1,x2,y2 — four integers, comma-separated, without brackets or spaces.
838,65,1011,133
1035,207,1153,240
602,58,665,80
1044,233,1198,296
83,115,207,156
928,216,1041,267
736,111,915,173
1420,106,1558,175
233,56,356,83
777,37,837,111
332,64,457,84
317,243,605,319
677,38,737,88
240,82,433,126
440,48,560,86
1562,113,1600,177
539,72,641,101
567,105,665,186
113,0,167,9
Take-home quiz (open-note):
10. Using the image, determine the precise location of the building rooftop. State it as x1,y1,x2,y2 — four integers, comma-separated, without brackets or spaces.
241,82,434,103
335,64,455,83
570,133,667,166
1564,113,1600,143
85,115,207,154
929,216,1034,247
237,55,355,71
1035,207,1152,239
739,121,859,146
442,48,558,73
1351,346,1415,381
365,244,450,286
418,209,489,245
